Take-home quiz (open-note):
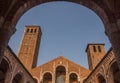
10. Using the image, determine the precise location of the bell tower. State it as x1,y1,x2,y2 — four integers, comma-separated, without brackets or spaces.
18,25,42,70
86,44,106,70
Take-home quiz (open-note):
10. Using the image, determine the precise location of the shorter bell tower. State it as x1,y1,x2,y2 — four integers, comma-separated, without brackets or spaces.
18,25,42,71
86,43,106,70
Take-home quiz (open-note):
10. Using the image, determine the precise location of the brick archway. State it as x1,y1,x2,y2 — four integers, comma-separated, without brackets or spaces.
10,0,110,30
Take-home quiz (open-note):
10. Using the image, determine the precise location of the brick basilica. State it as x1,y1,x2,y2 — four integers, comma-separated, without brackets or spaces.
1,25,120,83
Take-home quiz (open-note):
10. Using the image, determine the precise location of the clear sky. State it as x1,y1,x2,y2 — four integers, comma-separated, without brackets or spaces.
8,1,111,69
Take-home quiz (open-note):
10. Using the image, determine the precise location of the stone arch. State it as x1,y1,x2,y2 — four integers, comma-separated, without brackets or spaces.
97,73,106,83
2,56,12,70
33,77,38,83
69,73,79,83
12,73,22,83
109,61,120,83
0,58,10,83
69,72,80,81
43,72,52,83
56,65,66,83
6,0,110,32
106,59,116,75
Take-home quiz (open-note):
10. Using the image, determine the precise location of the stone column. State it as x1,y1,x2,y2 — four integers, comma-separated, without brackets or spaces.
106,21,120,69
0,21,16,61
53,62,55,83
66,61,69,83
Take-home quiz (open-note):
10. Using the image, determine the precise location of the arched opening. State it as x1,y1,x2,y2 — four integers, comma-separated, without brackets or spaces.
43,72,52,83
56,66,66,83
0,59,9,82
97,74,106,83
110,61,120,83
9,1,111,69
33,78,38,83
69,73,78,83
12,73,22,83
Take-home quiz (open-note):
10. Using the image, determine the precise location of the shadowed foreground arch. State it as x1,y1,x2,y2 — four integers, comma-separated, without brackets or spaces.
1,0,120,76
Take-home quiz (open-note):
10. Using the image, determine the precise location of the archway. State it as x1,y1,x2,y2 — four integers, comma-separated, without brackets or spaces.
0,59,9,82
56,66,66,83
97,74,106,83
12,73,22,83
69,73,78,83
110,61,120,83
43,72,52,83
33,78,38,83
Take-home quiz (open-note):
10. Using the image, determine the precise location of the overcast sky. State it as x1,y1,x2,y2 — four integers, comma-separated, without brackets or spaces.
9,1,111,69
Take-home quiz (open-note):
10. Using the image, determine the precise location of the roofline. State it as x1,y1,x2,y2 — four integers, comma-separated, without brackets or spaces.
33,56,90,71
25,25,41,27
85,43,105,52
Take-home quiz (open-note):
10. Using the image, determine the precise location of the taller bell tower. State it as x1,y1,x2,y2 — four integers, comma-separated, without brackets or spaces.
18,25,42,70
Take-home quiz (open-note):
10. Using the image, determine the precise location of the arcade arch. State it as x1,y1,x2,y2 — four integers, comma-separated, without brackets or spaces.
56,66,66,83
69,73,78,83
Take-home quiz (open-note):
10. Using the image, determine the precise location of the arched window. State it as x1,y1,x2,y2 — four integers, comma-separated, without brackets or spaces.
31,29,33,33
110,61,120,83
27,29,29,33
69,73,78,83
97,74,106,83
56,66,66,83
0,59,9,83
34,29,37,33
93,46,96,52
43,72,52,83
98,46,101,52
12,74,22,83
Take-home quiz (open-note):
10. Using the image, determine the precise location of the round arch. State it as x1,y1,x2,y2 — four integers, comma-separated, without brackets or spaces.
43,72,52,83
55,65,66,83
0,58,11,83
69,73,79,83
2,56,12,71
12,73,22,83
109,61,120,83
33,77,38,83
7,0,110,32
97,73,106,83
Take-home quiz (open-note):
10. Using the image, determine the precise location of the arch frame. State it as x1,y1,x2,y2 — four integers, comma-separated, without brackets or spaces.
69,72,80,82
7,0,111,33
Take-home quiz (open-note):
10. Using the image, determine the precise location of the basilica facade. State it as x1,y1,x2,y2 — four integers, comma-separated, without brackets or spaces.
1,25,120,83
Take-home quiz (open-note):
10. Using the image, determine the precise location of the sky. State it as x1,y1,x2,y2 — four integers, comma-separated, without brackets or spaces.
8,1,111,69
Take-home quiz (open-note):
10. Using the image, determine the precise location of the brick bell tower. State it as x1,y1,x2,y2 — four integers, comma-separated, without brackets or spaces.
18,25,42,71
86,44,106,70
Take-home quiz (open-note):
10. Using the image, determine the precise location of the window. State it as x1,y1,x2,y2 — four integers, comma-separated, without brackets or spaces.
34,29,36,33
93,46,96,52
98,46,101,52
27,29,29,33
31,29,33,33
